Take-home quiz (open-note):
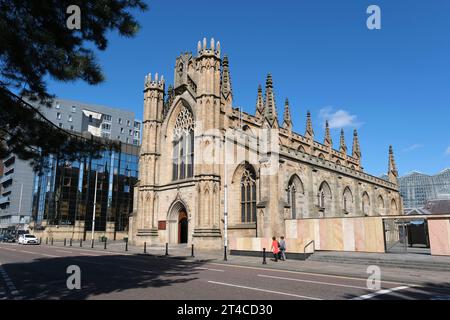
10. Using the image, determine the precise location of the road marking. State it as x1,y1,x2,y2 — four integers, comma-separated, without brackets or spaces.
208,280,322,300
209,262,416,287
79,253,97,256
0,262,22,299
195,267,224,272
55,250,73,254
258,274,368,290
351,286,411,300
46,246,133,256
20,250,60,258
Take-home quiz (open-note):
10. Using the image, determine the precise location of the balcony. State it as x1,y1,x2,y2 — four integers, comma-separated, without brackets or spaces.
0,174,13,185
0,195,11,205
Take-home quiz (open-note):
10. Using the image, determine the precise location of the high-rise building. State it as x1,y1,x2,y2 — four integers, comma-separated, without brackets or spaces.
0,154,35,233
39,98,141,146
1,97,141,238
399,169,450,209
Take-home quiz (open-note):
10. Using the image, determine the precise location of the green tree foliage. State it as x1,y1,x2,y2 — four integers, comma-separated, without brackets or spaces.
0,0,147,171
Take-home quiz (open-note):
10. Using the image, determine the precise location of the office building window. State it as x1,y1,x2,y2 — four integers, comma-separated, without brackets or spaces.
104,114,112,122
59,123,63,128
102,123,111,131
68,115,73,122
134,121,140,129
71,106,76,113
127,120,131,127
120,128,124,133
56,104,60,109
118,118,122,124
129,129,133,136
57,112,61,120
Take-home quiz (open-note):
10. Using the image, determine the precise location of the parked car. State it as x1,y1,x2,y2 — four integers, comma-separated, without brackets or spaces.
18,234,40,245
1,235,16,243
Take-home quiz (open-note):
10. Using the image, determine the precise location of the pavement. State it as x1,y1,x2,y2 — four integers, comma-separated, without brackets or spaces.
0,241,450,300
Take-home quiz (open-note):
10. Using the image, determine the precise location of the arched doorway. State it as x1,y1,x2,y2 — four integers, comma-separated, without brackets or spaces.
178,210,188,244
167,200,189,244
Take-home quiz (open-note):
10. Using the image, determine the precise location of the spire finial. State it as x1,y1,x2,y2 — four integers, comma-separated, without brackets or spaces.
388,145,398,184
305,110,314,139
264,74,278,126
255,85,264,120
282,97,292,130
339,128,347,154
324,120,332,146
352,129,361,159
221,55,232,100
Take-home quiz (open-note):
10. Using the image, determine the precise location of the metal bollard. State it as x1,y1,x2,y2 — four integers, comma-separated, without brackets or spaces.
91,239,94,248
104,239,107,250
165,243,169,256
125,239,128,251
191,244,195,258
46,237,48,245
70,238,72,247
39,237,42,245
51,238,54,246
64,238,66,246
144,242,147,254
262,248,267,265
80,239,82,247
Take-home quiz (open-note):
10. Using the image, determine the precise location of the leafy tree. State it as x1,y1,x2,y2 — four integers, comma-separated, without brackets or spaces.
0,0,148,171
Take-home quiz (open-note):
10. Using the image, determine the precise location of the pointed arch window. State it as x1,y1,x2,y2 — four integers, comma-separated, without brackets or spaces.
343,187,353,214
318,181,332,213
287,184,297,219
287,175,304,219
241,165,256,223
172,106,195,181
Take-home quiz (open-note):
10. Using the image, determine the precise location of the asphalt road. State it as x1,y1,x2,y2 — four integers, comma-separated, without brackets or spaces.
0,242,449,300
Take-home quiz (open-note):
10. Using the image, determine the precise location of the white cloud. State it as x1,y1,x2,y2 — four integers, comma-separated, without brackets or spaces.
402,144,424,152
445,146,450,155
318,107,361,129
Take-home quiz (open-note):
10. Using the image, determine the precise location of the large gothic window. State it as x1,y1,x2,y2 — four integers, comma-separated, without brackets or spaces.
362,192,371,216
287,175,304,219
241,165,257,223
172,106,195,181
342,187,353,214
318,181,332,214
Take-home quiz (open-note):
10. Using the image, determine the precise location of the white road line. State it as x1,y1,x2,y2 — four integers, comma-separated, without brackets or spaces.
55,250,73,254
209,263,416,287
352,286,411,300
79,253,97,256
20,250,60,258
258,274,367,290
208,280,322,300
195,267,224,272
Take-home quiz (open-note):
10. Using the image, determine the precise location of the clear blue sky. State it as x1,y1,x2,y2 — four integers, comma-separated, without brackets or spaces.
47,0,450,177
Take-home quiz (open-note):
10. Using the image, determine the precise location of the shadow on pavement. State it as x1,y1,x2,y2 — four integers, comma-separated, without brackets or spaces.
1,254,211,300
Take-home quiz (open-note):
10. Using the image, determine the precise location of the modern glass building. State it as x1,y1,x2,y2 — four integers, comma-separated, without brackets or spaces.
399,169,450,209
32,138,139,237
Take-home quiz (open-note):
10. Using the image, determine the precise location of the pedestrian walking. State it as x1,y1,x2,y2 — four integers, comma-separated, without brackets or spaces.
279,236,287,261
271,236,279,262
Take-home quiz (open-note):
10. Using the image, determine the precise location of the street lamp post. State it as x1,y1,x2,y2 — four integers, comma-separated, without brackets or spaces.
223,135,228,261
91,164,102,245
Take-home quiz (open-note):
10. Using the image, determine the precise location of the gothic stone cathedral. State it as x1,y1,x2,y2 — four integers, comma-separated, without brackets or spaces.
130,39,403,249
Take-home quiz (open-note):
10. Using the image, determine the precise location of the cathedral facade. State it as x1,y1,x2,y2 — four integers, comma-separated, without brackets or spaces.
130,39,403,249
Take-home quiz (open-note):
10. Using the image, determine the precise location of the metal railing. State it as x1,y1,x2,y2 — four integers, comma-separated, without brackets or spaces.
303,240,315,256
